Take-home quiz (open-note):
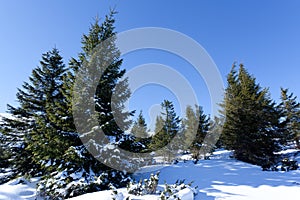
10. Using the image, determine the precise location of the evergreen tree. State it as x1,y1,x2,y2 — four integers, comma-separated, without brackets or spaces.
72,10,133,143
182,105,198,150
150,115,169,150
0,133,9,169
149,100,180,161
1,48,68,176
132,111,148,139
131,110,150,149
37,11,135,199
26,49,78,173
221,64,284,166
279,88,300,148
209,116,225,148
182,105,210,159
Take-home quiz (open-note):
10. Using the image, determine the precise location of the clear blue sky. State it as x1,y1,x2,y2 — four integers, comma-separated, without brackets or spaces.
1,0,300,128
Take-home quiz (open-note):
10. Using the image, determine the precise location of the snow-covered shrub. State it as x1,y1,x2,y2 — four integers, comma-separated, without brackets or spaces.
262,157,299,171
159,180,197,200
280,158,299,171
37,168,131,199
109,183,124,200
127,172,159,196
127,172,198,200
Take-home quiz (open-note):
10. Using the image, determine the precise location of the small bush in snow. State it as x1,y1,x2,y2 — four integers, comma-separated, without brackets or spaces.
127,172,159,196
37,169,131,199
262,157,299,172
281,158,299,171
159,179,197,200
127,172,197,200
109,183,124,200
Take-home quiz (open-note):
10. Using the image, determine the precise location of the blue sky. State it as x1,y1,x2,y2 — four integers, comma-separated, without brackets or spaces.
1,0,300,128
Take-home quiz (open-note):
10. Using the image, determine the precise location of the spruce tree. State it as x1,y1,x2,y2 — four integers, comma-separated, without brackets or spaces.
38,11,135,199
209,116,225,148
182,105,210,159
131,110,150,150
27,49,78,173
149,100,180,161
1,48,68,176
279,88,300,148
0,133,9,169
132,111,148,139
222,64,284,166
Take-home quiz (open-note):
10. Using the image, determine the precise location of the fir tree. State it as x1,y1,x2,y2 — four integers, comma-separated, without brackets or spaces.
182,105,210,159
72,10,133,143
279,88,300,148
1,48,69,176
26,48,78,173
38,11,135,198
132,111,148,139
208,116,225,148
221,64,284,166
149,100,180,161
131,110,150,150
0,133,9,169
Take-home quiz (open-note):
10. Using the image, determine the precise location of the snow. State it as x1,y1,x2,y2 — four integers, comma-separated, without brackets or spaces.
67,187,195,200
174,187,194,200
67,149,300,200
0,177,40,200
0,113,13,121
1,149,300,200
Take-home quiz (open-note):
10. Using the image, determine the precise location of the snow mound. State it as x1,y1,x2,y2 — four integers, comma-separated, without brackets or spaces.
0,177,40,200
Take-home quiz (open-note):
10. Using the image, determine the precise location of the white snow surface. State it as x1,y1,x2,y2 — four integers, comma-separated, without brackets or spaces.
0,177,40,200
1,149,300,199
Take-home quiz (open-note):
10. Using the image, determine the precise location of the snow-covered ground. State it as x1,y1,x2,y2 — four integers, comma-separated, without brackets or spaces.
1,149,300,199
0,177,39,200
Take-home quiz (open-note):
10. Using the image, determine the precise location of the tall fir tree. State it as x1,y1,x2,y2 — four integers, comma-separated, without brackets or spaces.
221,64,284,166
1,48,69,176
27,49,79,173
37,10,135,199
279,88,300,148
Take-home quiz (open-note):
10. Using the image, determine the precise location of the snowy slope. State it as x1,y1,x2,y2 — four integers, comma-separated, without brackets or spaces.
0,177,40,200
1,150,300,200
67,150,300,200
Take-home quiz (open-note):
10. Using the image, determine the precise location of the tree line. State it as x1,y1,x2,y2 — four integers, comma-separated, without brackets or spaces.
0,10,299,199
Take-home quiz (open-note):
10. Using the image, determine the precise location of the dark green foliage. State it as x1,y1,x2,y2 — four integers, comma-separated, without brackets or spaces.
131,110,150,151
1,48,69,176
0,126,9,169
132,111,148,140
73,9,134,146
149,100,181,161
0,10,135,199
0,141,9,169
280,158,299,171
150,100,180,149
209,116,225,148
182,105,210,160
26,49,79,174
279,88,300,148
37,10,135,199
221,64,284,166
